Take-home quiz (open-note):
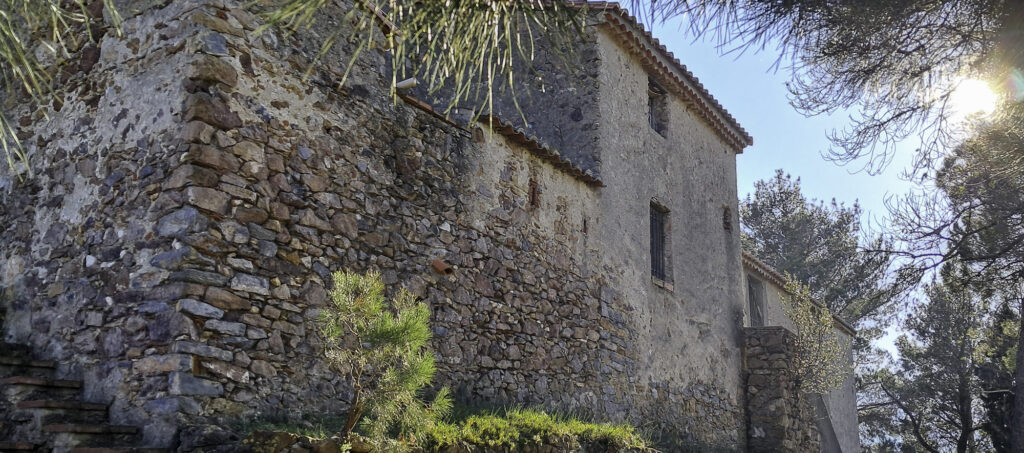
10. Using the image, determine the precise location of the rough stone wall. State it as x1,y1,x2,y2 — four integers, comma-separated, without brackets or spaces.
0,0,233,445
744,327,820,452
2,1,751,450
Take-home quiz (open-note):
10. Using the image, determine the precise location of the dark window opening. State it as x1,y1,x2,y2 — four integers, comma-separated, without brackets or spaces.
650,203,669,280
528,178,540,209
723,206,733,231
747,275,765,327
648,77,668,137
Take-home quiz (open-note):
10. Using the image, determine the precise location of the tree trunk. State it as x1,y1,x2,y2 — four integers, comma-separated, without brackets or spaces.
954,344,970,450
1011,295,1024,453
342,386,363,439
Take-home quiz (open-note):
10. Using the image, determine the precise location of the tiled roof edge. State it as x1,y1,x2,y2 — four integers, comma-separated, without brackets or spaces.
580,2,753,152
397,93,469,132
741,250,857,336
478,115,605,188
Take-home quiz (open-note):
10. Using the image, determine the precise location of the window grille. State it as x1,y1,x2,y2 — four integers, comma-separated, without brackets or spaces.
651,204,668,280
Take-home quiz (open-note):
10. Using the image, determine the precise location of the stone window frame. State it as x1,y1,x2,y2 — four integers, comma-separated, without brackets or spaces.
650,198,674,291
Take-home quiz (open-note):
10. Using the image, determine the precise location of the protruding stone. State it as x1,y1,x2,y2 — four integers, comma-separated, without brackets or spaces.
302,174,328,192
165,164,220,189
206,287,251,311
230,273,270,295
185,187,231,215
151,246,213,270
298,209,331,231
250,360,276,377
183,145,241,173
234,206,268,224
169,269,229,286
201,360,250,384
181,121,216,144
330,213,358,238
177,299,224,319
134,354,192,374
193,12,244,37
204,319,247,336
231,141,265,162
157,207,209,238
185,92,241,129
172,341,233,362
200,32,229,57
218,221,250,244
190,54,238,87
169,372,223,396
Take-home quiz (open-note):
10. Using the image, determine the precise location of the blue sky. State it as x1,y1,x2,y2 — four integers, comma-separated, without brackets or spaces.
648,21,919,230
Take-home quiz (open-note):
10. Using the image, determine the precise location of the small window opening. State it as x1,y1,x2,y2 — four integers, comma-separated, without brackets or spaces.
747,275,765,327
648,77,668,137
723,206,733,231
582,218,589,235
528,178,540,209
650,202,670,281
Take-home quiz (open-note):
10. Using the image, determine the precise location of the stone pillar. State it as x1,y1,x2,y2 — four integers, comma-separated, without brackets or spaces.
743,326,820,452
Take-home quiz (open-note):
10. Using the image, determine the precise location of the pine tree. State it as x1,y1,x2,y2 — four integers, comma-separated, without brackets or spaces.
319,271,452,451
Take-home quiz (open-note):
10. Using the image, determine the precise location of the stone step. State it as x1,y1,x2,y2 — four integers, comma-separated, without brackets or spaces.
43,425,138,435
17,401,107,411
45,425,141,449
2,376,84,403
0,441,38,452
0,377,82,389
69,449,170,453
0,357,56,379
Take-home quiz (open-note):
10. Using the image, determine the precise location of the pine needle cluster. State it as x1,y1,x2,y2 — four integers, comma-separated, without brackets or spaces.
319,270,452,452
0,0,120,176
260,0,583,118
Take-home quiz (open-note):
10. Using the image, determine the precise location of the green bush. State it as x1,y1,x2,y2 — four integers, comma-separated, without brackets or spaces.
423,407,650,451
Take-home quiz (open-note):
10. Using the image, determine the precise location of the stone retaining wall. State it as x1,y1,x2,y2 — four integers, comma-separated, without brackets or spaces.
744,327,820,452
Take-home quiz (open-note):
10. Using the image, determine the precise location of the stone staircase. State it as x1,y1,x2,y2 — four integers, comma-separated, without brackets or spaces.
0,343,163,453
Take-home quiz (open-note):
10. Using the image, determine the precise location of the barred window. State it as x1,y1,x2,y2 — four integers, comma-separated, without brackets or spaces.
650,203,669,280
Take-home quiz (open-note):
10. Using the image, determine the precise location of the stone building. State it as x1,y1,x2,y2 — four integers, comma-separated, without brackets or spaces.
0,0,857,451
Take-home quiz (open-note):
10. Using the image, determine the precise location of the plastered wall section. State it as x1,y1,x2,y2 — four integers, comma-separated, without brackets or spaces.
593,26,747,446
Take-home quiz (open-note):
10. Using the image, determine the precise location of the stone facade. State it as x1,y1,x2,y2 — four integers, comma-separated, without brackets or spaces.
0,0,853,451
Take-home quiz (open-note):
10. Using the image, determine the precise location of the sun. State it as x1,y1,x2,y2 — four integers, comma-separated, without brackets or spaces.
950,78,998,117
